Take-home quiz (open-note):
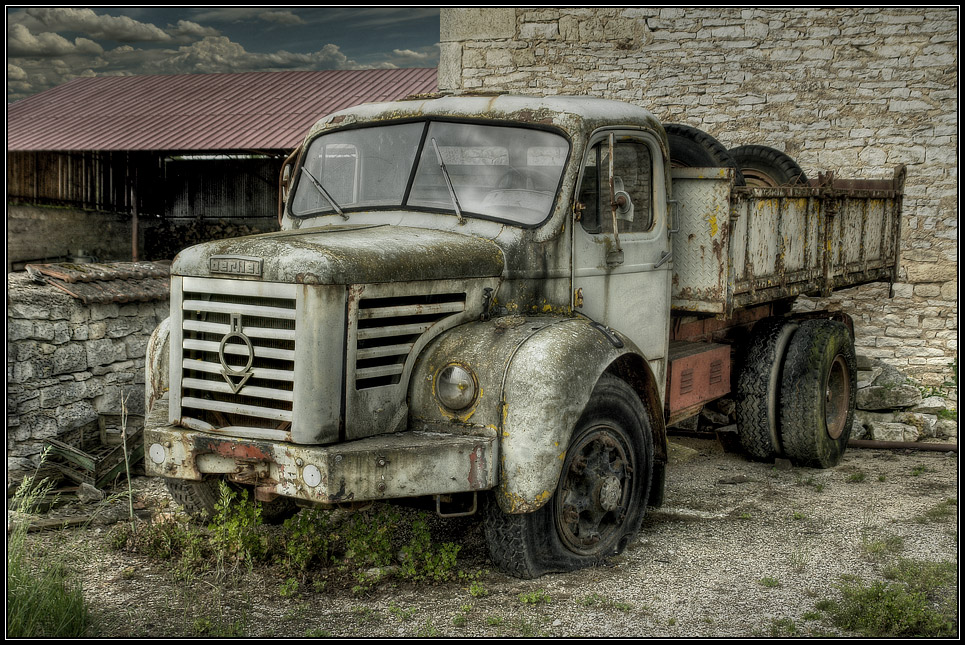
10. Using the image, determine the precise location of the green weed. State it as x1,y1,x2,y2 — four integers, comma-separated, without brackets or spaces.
398,512,461,581
846,472,867,483
279,577,299,598
7,461,92,638
417,618,440,637
769,618,799,637
759,577,781,588
280,506,333,573
819,574,956,637
860,533,904,562
208,482,268,566
389,602,416,622
343,507,400,569
519,588,551,605
913,498,956,524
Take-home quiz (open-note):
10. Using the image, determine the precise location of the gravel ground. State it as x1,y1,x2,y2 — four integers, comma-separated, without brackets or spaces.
15,434,959,638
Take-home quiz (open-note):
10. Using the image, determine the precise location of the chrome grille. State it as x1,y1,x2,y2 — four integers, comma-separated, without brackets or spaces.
179,281,297,440
355,293,466,390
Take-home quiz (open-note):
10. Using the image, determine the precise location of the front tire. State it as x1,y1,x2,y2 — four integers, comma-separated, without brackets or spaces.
165,477,298,524
484,375,654,578
779,320,856,468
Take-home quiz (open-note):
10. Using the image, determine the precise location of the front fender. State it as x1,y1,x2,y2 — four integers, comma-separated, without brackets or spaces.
145,317,171,415
408,315,660,514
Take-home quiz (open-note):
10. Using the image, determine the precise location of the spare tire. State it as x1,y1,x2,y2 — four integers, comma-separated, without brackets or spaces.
664,124,745,185
730,144,808,187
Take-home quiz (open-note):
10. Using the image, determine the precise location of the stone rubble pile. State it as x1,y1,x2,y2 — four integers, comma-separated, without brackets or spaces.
852,355,957,443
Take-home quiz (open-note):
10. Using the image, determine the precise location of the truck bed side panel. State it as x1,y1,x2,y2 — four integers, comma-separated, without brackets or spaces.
671,167,903,316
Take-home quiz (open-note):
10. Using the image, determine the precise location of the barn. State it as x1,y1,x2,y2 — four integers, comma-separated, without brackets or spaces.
7,68,438,269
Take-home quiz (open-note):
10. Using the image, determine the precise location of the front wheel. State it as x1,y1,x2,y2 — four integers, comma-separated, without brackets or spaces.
165,477,298,524
484,375,654,578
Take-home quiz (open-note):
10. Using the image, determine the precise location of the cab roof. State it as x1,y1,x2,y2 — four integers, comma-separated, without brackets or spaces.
304,93,663,142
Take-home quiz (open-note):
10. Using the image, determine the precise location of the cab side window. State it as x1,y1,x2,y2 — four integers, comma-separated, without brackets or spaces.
578,138,654,234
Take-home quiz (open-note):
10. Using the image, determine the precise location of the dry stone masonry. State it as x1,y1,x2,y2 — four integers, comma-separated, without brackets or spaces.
439,7,958,391
7,272,168,483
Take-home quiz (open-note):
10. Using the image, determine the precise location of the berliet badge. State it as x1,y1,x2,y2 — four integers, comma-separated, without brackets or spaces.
219,313,254,393
210,255,263,277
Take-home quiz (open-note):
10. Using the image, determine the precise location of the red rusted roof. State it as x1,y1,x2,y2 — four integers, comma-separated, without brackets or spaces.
7,68,437,153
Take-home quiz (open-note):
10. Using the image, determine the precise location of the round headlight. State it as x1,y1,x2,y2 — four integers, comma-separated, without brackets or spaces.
436,363,478,411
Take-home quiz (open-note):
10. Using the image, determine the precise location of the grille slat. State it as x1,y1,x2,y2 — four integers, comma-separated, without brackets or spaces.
182,299,296,320
183,319,296,341
183,338,297,362
356,342,415,361
182,377,294,402
183,359,295,383
181,396,293,422
357,321,434,340
358,301,465,320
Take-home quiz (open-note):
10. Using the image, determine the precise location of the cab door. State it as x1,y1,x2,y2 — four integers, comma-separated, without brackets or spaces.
572,130,672,398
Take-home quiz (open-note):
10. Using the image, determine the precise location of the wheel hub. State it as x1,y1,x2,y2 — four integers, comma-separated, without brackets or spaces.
556,426,635,555
597,476,622,512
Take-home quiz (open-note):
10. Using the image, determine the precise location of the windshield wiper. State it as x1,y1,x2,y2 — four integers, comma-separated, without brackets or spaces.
300,167,346,219
430,138,464,223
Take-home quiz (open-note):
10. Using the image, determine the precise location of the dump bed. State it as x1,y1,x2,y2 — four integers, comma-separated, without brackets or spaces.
670,166,905,316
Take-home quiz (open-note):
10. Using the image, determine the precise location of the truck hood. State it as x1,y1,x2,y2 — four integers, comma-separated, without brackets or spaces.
171,224,505,284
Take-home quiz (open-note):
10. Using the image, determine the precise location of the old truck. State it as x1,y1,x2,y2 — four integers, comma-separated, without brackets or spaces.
143,94,904,578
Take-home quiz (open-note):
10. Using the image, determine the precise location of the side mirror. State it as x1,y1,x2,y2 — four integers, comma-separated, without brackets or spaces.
278,148,299,225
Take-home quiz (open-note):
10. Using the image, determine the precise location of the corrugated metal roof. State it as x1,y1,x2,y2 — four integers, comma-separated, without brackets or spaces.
7,68,437,153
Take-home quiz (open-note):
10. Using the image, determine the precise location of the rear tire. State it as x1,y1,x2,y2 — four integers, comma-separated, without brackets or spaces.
779,320,856,468
664,124,745,185
483,375,653,578
730,145,808,187
736,318,800,461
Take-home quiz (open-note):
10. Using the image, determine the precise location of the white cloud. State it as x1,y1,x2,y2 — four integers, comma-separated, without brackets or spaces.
8,62,28,81
6,23,105,57
189,8,305,26
258,11,306,26
22,7,171,43
168,20,220,41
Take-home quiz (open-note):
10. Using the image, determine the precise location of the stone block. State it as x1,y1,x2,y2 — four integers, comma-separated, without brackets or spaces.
441,8,516,42
867,421,920,442
38,380,88,409
52,343,88,375
856,384,922,410
85,338,126,367
934,418,957,439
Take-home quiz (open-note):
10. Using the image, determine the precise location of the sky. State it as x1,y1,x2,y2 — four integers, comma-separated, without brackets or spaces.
6,7,441,103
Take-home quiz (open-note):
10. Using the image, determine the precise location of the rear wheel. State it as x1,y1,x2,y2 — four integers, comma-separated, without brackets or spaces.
483,375,653,578
736,318,799,461
779,320,856,468
730,144,808,187
664,124,745,185
165,477,298,524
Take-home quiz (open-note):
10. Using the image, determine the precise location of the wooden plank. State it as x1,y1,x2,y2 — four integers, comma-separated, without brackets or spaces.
44,438,96,471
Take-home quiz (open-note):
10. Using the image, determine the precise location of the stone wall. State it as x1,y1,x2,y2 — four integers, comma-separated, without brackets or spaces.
439,7,958,389
6,273,168,484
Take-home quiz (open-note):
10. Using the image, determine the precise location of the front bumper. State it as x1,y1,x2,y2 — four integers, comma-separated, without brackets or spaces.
144,396,496,504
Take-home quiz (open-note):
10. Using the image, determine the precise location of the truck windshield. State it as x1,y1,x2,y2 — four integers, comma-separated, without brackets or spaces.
290,121,569,226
